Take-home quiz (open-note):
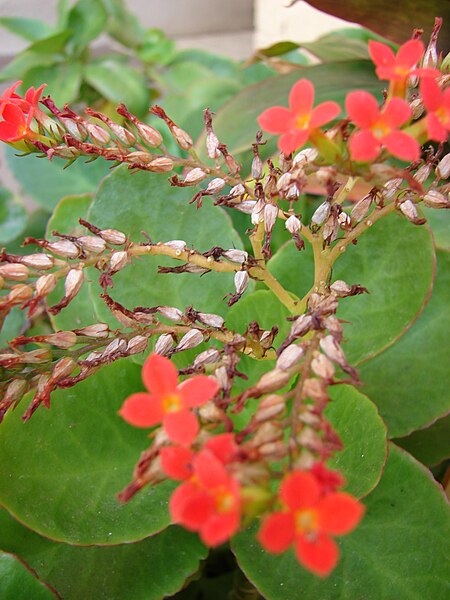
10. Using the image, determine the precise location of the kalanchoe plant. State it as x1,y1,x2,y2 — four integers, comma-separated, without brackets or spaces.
0,17,449,600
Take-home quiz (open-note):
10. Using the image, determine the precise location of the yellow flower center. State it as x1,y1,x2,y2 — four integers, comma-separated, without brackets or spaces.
296,113,311,130
162,393,182,413
295,508,318,534
371,121,391,139
215,487,234,513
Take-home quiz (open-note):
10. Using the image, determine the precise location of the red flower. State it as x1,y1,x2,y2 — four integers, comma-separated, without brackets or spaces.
420,78,450,142
257,79,340,155
119,353,219,446
346,91,419,161
0,81,46,143
368,39,439,83
258,470,364,577
169,448,241,546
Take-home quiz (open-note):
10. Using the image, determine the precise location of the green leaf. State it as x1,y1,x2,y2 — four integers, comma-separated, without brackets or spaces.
46,194,99,330
101,0,146,48
302,31,371,61
0,188,27,245
26,30,71,54
394,412,450,467
5,146,111,210
0,360,174,544
302,0,450,51
359,249,450,437
0,53,59,83
66,0,107,54
423,207,450,251
268,213,435,364
137,28,176,64
0,552,54,600
226,290,289,340
84,60,149,115
197,60,382,158
87,166,243,323
232,444,450,599
0,309,26,350
0,17,53,41
0,508,207,600
326,386,387,498
21,61,82,106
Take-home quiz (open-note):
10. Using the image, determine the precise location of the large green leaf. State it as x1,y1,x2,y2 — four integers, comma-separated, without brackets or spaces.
5,147,111,210
0,508,206,600
233,444,450,599
0,360,174,545
359,250,450,437
302,1,450,51
0,17,53,42
326,386,387,498
394,412,450,467
0,552,54,600
0,188,27,245
269,213,435,364
21,62,83,106
87,166,243,322
66,0,107,54
84,60,149,115
0,53,59,84
423,207,450,252
197,60,381,158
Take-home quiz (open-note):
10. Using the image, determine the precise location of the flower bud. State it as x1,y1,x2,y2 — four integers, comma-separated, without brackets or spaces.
175,329,203,352
382,178,403,202
8,284,33,304
293,148,318,165
410,97,424,119
75,323,109,338
289,314,313,338
234,271,249,295
0,263,29,281
1,379,28,410
206,130,220,159
64,268,84,299
320,335,346,366
172,125,193,150
235,200,256,214
197,312,225,328
311,353,335,380
164,240,187,251
436,154,450,180
46,331,78,348
276,344,304,370
214,365,230,390
399,199,426,225
350,194,372,223
206,178,226,194
154,333,173,355
110,251,128,272
251,154,263,180
311,201,331,226
316,167,336,187
223,249,248,264
193,348,220,368
78,236,107,254
251,199,265,225
183,168,207,185
51,357,76,380
198,401,223,422
264,204,278,234
102,338,127,358
253,394,286,423
230,184,246,198
148,156,174,173
100,229,126,245
303,377,328,403
127,335,149,355
285,215,301,235
35,274,58,297
422,190,450,209
413,164,431,184
47,240,80,259
158,306,183,321
256,368,291,393
21,254,54,270
330,280,352,297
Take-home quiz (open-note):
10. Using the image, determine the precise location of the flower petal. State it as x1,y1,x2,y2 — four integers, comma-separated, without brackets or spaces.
309,101,340,128
280,471,321,511
258,107,293,134
345,91,380,128
2,102,27,126
382,131,420,161
142,353,178,395
0,121,23,142
295,532,339,577
381,97,411,129
278,129,309,155
397,39,424,69
348,130,381,162
368,41,396,69
164,409,198,446
205,433,237,464
178,375,219,408
200,511,240,546
170,483,214,529
289,79,314,115
160,446,194,480
318,492,365,535
193,449,229,488
426,113,448,142
420,78,442,112
257,511,296,553
118,392,163,428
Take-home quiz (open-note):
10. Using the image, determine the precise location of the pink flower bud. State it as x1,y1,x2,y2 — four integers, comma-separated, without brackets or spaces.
206,130,220,159
436,154,450,180
0,263,29,281
75,323,109,338
413,164,431,184
78,236,107,254
197,312,224,328
154,333,173,355
183,168,207,185
148,156,174,173
257,368,291,393
285,215,301,234
158,306,183,321
64,268,84,299
235,200,256,214
172,125,193,150
264,204,278,234
46,331,78,348
100,229,127,245
293,148,318,165
35,274,58,296
320,335,346,366
127,335,149,355
234,271,249,296
399,199,426,225
422,190,450,209
21,254,54,270
8,284,33,304
276,344,304,370
206,178,226,194
330,280,352,297
175,329,203,352
193,348,220,368
110,251,128,272
51,357,76,380
311,353,335,380
223,249,248,264
47,240,80,259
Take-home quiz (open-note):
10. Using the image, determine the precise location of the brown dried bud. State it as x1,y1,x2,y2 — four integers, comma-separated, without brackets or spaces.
100,229,127,245
253,394,286,423
289,314,313,338
47,240,80,259
214,365,230,390
256,368,291,394
158,306,183,321
320,335,346,366
21,254,54,270
223,249,248,264
176,329,203,352
154,333,174,355
251,199,265,225
183,168,207,185
35,274,58,297
413,164,431,184
64,268,84,299
206,178,226,194
46,331,78,348
285,215,302,235
234,271,249,296
86,123,111,145
127,335,149,355
399,199,426,224
293,147,318,165
8,284,33,304
110,251,129,272
410,97,424,119
330,280,352,297
164,240,187,252
382,178,403,202
78,236,107,254
350,194,372,223
75,323,109,338
235,200,256,214
436,154,450,180
316,167,336,187
197,312,224,328
193,348,220,368
206,130,220,159
264,204,278,234
423,190,450,209
303,377,328,403
148,156,174,173
102,338,127,358
311,353,335,380
172,125,193,151
0,263,29,281
276,344,304,370
51,357,76,380
249,422,283,448
251,154,263,180
1,379,28,412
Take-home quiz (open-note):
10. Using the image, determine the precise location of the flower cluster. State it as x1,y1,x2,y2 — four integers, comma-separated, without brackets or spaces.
0,81,47,144
258,37,449,163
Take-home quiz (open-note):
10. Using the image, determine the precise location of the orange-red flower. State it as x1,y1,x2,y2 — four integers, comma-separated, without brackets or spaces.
368,39,439,83
346,91,419,162
257,79,341,155
420,77,450,142
258,470,364,577
168,446,241,546
0,81,46,143
119,353,219,446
